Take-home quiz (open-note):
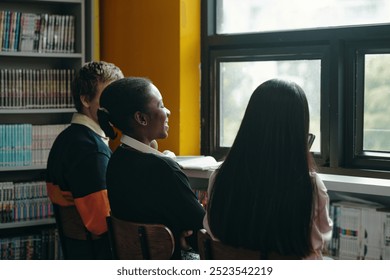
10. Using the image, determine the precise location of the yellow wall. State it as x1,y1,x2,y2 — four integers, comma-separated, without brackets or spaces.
179,0,201,155
91,0,100,60
99,0,200,155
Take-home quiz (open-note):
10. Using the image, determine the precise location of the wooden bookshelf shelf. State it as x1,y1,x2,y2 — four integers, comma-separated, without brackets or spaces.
0,51,83,58
0,165,46,171
0,218,56,230
0,108,75,114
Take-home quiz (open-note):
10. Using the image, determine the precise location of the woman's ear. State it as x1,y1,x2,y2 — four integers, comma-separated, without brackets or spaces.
134,111,148,126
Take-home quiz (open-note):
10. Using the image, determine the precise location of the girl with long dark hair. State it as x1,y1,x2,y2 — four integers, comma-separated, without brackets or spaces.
204,79,333,259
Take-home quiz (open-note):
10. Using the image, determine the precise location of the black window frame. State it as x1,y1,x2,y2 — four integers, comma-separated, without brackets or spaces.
345,41,390,171
208,47,329,164
201,0,390,179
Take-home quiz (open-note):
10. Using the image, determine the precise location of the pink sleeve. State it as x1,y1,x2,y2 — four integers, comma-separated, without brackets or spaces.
314,173,333,236
202,170,219,240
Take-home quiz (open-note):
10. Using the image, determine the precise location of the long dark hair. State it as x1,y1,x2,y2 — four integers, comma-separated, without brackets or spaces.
207,79,315,258
97,77,152,139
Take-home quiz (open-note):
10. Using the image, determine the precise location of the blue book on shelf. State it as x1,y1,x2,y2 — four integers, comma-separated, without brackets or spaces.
2,11,10,51
13,12,21,51
0,125,4,165
24,124,32,166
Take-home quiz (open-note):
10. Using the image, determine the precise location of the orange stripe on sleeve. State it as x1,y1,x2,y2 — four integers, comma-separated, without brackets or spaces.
74,190,110,236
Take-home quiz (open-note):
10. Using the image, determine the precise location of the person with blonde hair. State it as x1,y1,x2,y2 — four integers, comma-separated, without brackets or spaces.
46,61,124,259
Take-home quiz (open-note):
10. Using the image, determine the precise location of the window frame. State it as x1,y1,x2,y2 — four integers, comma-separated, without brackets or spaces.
200,0,390,179
345,42,390,170
208,47,330,164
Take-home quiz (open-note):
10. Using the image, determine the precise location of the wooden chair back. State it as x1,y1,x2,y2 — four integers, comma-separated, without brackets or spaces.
197,229,300,260
106,215,175,260
56,205,90,240
53,204,95,259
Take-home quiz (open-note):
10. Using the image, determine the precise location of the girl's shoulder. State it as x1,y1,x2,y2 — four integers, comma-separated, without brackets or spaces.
309,172,328,192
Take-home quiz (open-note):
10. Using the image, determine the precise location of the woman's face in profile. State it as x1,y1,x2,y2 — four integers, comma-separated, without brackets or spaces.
145,84,171,140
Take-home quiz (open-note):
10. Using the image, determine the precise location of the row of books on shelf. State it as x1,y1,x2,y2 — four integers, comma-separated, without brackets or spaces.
0,10,75,53
326,198,390,260
193,189,208,209
0,68,75,109
1,181,50,202
0,181,53,223
0,123,68,167
0,228,61,260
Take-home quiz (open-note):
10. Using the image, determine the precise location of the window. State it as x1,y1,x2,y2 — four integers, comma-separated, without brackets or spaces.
347,46,390,170
201,0,390,177
363,54,390,153
219,59,321,152
216,0,390,34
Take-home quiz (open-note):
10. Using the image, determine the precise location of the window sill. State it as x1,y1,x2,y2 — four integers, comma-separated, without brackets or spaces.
319,173,390,197
183,167,390,202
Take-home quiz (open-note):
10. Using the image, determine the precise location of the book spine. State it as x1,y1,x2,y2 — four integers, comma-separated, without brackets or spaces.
0,10,5,50
2,11,10,51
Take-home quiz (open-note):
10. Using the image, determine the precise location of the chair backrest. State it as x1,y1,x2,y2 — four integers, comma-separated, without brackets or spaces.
56,205,90,240
106,215,175,260
197,229,300,260
53,204,94,259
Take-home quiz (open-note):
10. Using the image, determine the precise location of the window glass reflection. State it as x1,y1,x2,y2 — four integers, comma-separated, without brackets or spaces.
220,60,321,152
363,54,390,152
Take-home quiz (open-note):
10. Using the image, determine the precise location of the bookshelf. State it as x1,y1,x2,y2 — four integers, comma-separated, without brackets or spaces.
0,0,92,260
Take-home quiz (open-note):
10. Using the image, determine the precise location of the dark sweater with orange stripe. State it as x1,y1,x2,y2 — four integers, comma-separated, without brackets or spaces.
46,123,111,236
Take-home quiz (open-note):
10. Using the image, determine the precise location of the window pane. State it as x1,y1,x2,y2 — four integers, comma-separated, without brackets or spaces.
220,60,321,152
217,0,390,34
363,54,390,152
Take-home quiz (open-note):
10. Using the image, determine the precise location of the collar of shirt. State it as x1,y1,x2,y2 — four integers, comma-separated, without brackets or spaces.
120,134,166,156
71,113,109,145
